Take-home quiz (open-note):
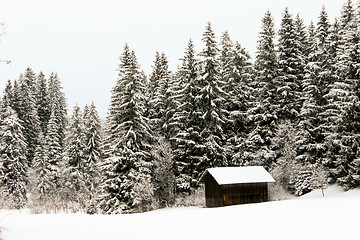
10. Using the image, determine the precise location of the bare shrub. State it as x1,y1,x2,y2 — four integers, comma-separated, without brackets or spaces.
174,186,205,207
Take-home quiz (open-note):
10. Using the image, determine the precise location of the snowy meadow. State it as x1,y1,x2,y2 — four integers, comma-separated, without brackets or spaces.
1,186,359,240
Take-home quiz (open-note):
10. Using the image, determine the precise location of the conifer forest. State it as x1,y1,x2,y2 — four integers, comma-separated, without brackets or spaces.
1,1,360,214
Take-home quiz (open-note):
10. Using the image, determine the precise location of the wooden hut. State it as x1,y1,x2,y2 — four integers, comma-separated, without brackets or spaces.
199,166,275,207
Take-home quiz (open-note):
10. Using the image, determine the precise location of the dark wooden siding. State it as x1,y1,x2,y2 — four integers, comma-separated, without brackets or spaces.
203,173,223,207
221,182,268,206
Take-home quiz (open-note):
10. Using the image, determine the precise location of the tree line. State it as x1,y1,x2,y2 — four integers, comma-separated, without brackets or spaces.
1,0,360,213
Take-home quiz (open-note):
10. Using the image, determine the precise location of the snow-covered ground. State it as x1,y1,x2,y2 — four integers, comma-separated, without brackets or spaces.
1,185,359,240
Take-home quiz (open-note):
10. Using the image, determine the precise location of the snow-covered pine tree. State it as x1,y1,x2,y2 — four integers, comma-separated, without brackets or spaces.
172,39,204,192
99,44,153,214
317,7,359,183
342,7,360,79
336,102,360,189
62,105,87,209
0,106,28,208
226,41,255,166
83,104,89,122
148,52,176,140
219,30,236,164
1,80,13,110
83,102,102,212
296,8,333,175
35,71,51,135
12,68,40,165
335,1,354,79
296,21,324,165
315,6,333,92
47,72,67,149
294,14,310,69
45,111,63,191
219,30,234,100
254,10,278,101
246,10,278,168
45,73,67,190
328,18,342,81
29,132,57,210
277,8,303,121
198,22,227,169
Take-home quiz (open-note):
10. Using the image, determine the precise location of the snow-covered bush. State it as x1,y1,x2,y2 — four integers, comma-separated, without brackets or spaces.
151,138,176,208
174,186,205,207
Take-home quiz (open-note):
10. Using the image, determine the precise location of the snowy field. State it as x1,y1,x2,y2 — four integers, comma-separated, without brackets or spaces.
1,185,359,240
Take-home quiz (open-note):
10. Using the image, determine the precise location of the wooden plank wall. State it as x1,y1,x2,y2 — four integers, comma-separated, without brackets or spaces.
204,174,224,207
221,183,268,206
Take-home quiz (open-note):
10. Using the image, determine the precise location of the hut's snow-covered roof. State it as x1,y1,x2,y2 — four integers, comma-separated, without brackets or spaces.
199,166,275,185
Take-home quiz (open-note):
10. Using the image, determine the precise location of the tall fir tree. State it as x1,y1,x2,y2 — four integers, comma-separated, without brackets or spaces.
246,10,278,168
198,22,227,170
1,80,13,110
228,41,255,166
45,111,63,190
83,102,102,209
12,68,40,165
296,21,324,165
172,39,204,192
48,72,67,149
62,105,87,208
44,73,67,189
336,102,360,189
148,52,176,140
276,8,302,121
0,107,28,208
99,44,153,214
35,71,51,135
30,131,56,205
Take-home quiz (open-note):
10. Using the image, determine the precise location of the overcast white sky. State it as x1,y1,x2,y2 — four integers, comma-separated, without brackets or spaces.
0,0,345,118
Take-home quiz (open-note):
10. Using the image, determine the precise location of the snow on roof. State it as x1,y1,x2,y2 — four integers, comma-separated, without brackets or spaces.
199,166,275,185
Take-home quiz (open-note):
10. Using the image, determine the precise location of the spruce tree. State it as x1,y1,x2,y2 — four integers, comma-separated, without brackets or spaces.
296,22,324,165
172,39,204,192
99,44,153,214
323,78,358,182
277,8,302,121
198,22,227,170
45,111,63,190
13,69,40,165
336,102,360,189
44,73,67,190
48,72,67,149
148,52,176,140
246,10,278,168
62,105,87,208
30,132,57,209
1,80,13,110
35,71,51,135
83,102,102,210
0,107,28,208
222,40,255,166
